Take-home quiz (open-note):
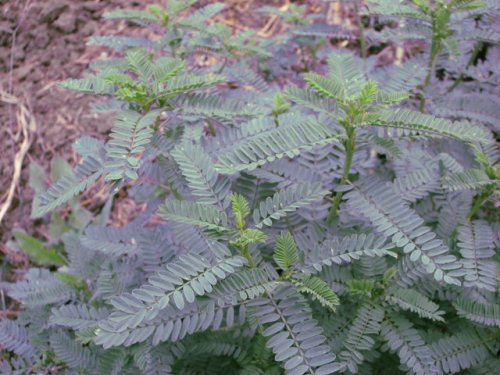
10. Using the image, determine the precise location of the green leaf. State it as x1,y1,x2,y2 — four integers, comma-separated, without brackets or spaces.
55,272,88,291
105,109,161,181
383,267,398,284
272,93,290,116
282,86,337,115
232,229,267,248
386,288,445,321
157,200,231,232
172,143,231,209
253,182,329,228
374,109,492,143
294,276,340,312
442,168,494,191
358,80,378,107
453,298,500,327
14,230,66,267
327,53,366,97
273,232,298,272
347,279,375,298
32,155,104,218
231,193,250,230
304,72,345,100
377,91,409,105
215,117,338,174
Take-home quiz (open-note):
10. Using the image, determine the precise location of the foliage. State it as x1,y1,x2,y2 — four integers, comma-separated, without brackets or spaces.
1,1,499,374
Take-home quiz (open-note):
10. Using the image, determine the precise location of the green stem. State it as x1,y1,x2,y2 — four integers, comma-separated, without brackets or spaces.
419,46,439,112
468,186,494,220
354,3,367,60
238,227,255,267
241,246,256,268
273,112,281,127
420,5,447,113
169,183,183,201
326,125,356,224
424,50,438,88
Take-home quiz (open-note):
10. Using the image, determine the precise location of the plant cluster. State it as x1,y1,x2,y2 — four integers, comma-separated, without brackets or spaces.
1,1,499,374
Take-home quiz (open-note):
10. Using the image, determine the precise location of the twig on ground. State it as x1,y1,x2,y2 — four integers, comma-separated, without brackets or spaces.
0,90,36,225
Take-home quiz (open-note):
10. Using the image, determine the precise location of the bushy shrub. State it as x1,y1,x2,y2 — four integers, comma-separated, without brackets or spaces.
1,1,499,374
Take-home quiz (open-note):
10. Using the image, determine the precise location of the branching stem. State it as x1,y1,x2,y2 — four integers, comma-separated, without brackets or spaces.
447,42,483,93
468,185,494,220
419,41,439,112
238,227,256,268
241,245,256,267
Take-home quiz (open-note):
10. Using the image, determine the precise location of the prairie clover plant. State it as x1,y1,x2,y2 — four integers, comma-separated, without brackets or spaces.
1,1,499,374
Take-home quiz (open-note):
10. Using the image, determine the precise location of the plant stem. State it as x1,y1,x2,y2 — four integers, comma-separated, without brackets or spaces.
468,185,494,220
424,48,438,88
419,46,439,112
241,245,256,267
326,125,356,224
238,227,256,267
420,4,448,112
354,3,367,60
447,41,483,93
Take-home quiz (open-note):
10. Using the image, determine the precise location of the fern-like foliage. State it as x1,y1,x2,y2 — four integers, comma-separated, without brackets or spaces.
393,166,440,202
336,303,385,373
104,109,161,180
249,284,338,375
157,200,230,232
0,319,39,360
430,329,495,374
32,153,104,218
283,86,336,115
50,304,109,330
381,313,436,375
3,268,74,307
175,93,265,121
453,298,500,327
214,118,339,174
95,254,246,348
303,233,395,273
344,177,463,285
386,288,445,321
374,109,492,144
96,255,244,347
442,169,495,191
253,182,329,228
50,330,97,370
172,143,231,209
432,92,500,127
273,231,299,273
294,276,340,312
457,220,497,292
210,267,279,305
